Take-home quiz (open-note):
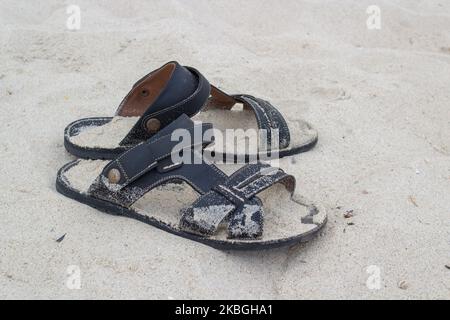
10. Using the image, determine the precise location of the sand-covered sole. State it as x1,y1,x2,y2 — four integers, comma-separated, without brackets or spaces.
64,108,318,160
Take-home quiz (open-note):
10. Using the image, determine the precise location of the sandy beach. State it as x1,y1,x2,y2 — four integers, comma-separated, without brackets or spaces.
0,0,449,299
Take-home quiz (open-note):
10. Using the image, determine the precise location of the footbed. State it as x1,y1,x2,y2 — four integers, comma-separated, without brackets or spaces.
67,107,318,155
59,160,326,243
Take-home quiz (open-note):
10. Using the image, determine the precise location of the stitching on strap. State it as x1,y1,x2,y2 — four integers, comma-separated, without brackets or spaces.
115,159,129,182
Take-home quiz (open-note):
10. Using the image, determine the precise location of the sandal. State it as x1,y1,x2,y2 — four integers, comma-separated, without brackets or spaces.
64,61,318,161
57,115,326,250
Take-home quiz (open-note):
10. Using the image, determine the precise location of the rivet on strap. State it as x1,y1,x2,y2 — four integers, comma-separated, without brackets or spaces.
107,168,121,184
145,118,161,133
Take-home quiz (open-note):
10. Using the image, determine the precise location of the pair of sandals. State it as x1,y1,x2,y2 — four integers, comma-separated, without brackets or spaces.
56,61,326,250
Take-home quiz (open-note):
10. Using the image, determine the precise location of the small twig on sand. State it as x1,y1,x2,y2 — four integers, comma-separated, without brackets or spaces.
408,196,418,207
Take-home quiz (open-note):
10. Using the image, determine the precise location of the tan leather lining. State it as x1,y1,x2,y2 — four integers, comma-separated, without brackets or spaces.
205,85,237,110
116,63,176,117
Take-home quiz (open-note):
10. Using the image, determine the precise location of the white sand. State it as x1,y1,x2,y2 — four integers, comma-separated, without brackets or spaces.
0,0,449,299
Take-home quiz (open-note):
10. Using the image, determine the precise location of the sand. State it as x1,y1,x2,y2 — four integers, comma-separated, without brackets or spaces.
0,0,449,299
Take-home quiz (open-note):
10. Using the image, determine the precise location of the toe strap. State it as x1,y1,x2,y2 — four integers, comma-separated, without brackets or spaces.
234,95,291,151
180,162,295,240
207,86,291,151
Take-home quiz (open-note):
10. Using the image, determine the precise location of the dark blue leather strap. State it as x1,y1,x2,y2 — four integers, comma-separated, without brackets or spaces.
88,114,227,207
208,86,291,151
96,114,214,188
89,149,227,208
180,163,295,239
233,95,291,150
119,63,211,146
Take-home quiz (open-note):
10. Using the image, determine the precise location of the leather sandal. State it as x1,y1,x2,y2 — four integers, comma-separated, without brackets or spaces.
64,61,318,161
57,115,326,250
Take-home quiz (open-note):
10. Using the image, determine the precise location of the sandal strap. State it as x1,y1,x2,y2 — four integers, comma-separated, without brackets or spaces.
180,163,295,239
118,62,211,146
88,115,228,207
99,114,213,189
233,95,291,150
